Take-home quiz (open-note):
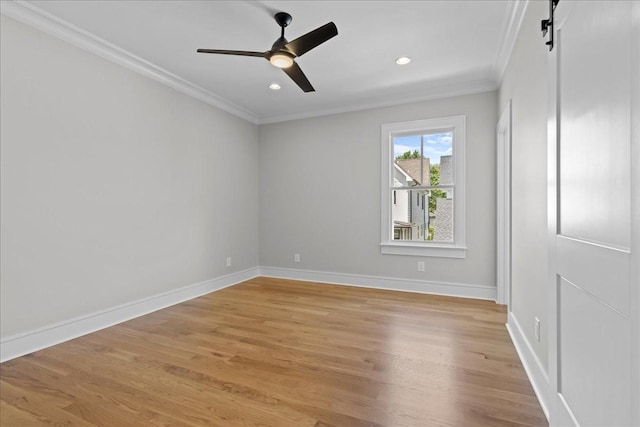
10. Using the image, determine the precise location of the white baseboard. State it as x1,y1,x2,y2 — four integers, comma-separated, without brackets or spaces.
258,266,497,301
1,267,495,363
0,267,259,362
506,311,550,421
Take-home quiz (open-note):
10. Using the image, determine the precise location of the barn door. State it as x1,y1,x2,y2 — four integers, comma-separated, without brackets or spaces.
548,1,637,425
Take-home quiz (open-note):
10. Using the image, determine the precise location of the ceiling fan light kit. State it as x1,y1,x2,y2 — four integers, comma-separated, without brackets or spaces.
269,53,294,69
197,11,337,92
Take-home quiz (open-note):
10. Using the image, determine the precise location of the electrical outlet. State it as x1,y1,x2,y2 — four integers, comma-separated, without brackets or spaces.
294,253,300,263
534,317,541,342
418,261,425,272
226,257,231,267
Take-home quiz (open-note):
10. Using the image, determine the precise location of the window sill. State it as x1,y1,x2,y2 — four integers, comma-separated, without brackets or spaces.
380,242,467,258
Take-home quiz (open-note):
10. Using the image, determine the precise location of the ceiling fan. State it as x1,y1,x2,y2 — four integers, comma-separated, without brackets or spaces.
197,12,338,93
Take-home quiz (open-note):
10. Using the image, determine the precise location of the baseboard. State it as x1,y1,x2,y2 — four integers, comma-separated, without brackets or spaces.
506,311,550,421
1,267,495,363
258,266,497,301
0,267,259,363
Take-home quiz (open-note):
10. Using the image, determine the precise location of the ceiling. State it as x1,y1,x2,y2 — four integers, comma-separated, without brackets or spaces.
4,1,524,124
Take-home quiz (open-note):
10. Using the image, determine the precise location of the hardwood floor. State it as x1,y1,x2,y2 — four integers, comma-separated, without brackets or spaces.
0,277,547,426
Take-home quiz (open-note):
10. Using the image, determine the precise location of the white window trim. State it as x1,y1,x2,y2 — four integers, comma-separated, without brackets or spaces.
380,115,466,258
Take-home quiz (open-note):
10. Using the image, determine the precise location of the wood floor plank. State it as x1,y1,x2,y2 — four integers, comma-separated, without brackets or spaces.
1,278,547,426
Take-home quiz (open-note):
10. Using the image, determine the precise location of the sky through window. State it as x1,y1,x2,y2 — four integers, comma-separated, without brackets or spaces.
393,132,452,165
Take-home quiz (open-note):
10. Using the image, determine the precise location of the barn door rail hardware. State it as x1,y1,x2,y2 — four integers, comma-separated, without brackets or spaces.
541,0,560,51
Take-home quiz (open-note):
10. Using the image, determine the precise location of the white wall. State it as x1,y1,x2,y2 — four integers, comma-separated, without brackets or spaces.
0,15,259,339
258,91,497,290
498,0,549,375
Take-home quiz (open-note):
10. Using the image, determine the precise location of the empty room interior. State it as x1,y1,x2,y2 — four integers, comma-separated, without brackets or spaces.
1,1,638,426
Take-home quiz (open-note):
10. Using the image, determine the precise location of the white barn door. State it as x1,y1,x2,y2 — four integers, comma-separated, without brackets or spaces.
548,1,638,426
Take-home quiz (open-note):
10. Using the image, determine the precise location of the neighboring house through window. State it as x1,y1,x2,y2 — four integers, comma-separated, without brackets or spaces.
380,116,466,258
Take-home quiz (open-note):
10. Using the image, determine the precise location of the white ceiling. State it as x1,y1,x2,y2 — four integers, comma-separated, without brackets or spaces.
4,1,523,124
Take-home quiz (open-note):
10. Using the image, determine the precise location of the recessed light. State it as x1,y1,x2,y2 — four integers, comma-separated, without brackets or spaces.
396,56,411,65
269,83,281,90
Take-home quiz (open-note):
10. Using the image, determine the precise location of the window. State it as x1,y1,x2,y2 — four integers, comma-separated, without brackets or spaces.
380,116,466,258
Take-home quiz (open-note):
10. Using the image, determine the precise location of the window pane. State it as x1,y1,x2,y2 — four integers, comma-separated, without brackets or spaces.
391,189,428,241
392,131,453,188
428,187,454,242
423,132,453,186
393,135,428,187
391,188,454,242
391,132,454,242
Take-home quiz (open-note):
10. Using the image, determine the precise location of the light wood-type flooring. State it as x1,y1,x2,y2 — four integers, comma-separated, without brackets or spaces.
0,277,547,426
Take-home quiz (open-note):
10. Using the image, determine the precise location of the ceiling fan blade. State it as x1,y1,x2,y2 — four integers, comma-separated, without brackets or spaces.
197,49,267,58
284,22,338,57
282,61,315,92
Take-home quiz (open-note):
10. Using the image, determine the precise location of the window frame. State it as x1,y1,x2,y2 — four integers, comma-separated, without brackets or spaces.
380,115,466,258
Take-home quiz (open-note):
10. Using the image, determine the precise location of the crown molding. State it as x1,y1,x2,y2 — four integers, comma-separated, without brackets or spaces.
257,77,498,124
2,0,517,127
492,0,529,84
0,0,260,124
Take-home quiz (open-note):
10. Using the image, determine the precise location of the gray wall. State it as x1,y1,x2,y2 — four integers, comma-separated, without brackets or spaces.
0,15,259,338
498,0,549,370
258,91,498,288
